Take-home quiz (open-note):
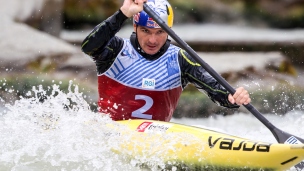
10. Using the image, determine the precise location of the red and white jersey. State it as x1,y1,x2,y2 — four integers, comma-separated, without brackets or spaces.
98,39,182,121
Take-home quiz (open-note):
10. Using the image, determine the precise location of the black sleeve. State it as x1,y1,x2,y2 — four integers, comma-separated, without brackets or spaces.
178,49,239,108
81,10,128,74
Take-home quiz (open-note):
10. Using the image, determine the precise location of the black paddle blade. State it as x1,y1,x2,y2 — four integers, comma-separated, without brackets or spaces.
273,128,304,170
295,162,304,171
272,127,304,144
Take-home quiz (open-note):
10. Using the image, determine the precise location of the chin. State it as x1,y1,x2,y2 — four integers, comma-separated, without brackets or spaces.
146,52,157,55
144,49,159,55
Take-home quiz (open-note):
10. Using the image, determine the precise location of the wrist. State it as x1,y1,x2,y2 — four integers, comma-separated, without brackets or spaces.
120,6,132,18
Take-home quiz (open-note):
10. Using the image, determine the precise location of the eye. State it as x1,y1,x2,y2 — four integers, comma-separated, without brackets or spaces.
141,29,149,33
157,30,165,34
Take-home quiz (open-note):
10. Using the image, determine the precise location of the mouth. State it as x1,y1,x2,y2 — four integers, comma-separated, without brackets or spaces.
147,45,157,50
148,44,156,47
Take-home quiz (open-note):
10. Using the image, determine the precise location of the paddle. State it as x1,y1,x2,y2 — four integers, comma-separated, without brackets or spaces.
143,3,304,170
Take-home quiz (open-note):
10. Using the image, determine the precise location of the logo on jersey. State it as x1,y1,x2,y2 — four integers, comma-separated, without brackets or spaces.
136,121,172,133
121,46,136,59
142,78,156,89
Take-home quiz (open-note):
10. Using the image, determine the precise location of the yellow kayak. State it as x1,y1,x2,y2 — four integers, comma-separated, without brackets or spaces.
112,119,304,171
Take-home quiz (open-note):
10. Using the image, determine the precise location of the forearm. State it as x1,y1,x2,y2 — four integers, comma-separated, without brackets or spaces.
81,10,128,56
188,71,238,108
178,50,239,108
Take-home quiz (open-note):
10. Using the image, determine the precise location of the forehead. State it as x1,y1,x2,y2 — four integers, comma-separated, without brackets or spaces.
138,26,165,32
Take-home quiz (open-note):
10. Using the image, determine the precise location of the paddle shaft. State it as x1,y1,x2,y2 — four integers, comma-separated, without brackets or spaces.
143,4,304,169
143,3,304,144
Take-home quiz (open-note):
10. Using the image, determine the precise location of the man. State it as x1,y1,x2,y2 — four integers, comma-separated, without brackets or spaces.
81,0,251,121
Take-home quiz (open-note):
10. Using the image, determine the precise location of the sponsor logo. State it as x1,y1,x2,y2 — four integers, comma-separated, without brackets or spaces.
146,20,160,28
137,121,153,132
168,60,178,70
136,122,172,133
134,13,140,23
285,136,301,144
142,78,155,89
208,136,271,152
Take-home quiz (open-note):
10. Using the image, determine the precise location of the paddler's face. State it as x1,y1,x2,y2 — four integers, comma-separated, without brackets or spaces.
134,25,168,55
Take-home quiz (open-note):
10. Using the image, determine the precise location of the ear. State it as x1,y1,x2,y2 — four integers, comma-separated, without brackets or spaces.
133,24,137,32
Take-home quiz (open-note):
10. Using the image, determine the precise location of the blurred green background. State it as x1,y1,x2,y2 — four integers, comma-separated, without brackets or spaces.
63,0,304,29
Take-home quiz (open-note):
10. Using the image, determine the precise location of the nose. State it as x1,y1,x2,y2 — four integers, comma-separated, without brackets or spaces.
148,34,157,44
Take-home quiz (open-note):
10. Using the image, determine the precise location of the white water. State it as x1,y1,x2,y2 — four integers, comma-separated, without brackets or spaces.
0,81,304,171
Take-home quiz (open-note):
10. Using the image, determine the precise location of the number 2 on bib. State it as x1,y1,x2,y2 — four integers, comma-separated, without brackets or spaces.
131,95,153,119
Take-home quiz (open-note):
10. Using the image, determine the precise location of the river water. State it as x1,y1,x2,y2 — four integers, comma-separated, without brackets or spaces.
0,82,303,171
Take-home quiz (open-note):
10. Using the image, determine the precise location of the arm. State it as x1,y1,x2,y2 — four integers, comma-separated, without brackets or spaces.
178,49,251,108
81,0,145,54
81,11,127,74
81,0,147,74
81,10,127,57
81,10,127,74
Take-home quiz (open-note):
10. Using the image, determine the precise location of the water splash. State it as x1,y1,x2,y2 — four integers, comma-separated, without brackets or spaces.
0,80,303,171
0,81,153,171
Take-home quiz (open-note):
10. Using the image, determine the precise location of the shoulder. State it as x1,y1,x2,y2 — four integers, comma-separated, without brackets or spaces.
177,49,201,67
168,44,181,53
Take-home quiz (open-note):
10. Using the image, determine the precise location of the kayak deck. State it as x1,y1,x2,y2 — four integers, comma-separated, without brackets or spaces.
112,119,304,171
